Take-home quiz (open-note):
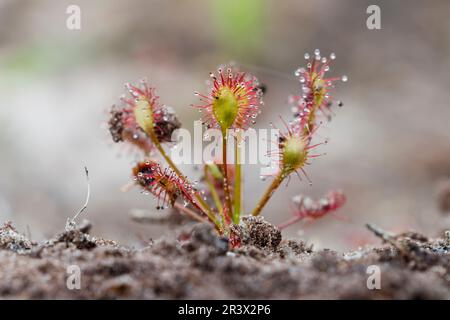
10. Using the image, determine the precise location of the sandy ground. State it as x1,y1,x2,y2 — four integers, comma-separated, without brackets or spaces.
0,215,449,299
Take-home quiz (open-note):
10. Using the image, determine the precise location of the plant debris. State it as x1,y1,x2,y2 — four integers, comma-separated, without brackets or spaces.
0,221,35,253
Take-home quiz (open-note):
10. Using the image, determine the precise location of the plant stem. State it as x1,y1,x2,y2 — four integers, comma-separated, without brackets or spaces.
204,166,226,226
146,128,220,228
174,202,209,223
251,171,284,216
277,215,302,230
221,132,233,219
233,133,242,224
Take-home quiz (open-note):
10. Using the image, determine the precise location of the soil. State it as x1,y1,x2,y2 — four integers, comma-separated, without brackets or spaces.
0,216,449,299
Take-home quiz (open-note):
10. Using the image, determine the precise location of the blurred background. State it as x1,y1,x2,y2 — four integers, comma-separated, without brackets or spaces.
0,0,449,250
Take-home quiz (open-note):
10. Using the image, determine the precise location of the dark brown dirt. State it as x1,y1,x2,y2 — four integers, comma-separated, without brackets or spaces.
0,217,449,299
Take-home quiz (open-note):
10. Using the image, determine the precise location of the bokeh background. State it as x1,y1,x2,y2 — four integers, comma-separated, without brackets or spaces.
1,0,449,250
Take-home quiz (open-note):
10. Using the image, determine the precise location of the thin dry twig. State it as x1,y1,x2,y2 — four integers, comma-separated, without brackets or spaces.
66,167,90,231
365,223,407,255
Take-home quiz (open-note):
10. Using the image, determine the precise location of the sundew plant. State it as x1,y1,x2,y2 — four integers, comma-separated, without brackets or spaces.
108,49,348,244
